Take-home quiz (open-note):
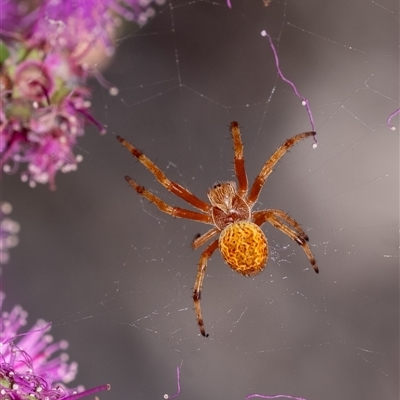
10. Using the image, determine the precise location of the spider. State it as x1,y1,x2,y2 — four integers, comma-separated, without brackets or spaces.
117,121,318,337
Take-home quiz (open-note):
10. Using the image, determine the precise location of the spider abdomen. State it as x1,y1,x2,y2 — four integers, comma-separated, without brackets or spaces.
219,221,268,277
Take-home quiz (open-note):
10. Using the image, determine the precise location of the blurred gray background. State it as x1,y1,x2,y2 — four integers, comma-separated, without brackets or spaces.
3,0,399,399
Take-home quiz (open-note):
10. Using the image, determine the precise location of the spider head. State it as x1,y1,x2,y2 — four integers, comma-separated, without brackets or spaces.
207,181,237,211
208,181,251,230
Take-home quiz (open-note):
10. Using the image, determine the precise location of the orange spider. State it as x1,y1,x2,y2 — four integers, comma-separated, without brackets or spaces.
117,121,318,337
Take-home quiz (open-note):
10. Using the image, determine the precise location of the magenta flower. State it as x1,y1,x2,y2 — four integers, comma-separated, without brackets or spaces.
0,202,19,264
0,292,110,399
0,0,164,189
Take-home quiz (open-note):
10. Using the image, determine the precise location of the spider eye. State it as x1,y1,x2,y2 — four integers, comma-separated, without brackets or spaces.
213,182,222,189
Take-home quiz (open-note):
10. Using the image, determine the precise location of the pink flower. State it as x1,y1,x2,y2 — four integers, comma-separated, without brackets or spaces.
0,0,164,189
0,292,110,399
0,202,19,264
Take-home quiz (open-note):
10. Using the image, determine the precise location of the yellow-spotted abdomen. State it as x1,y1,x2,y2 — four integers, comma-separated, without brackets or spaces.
219,221,268,276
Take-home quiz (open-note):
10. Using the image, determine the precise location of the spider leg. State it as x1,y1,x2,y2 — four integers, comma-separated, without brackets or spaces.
125,176,213,223
117,135,211,213
230,121,248,196
253,209,318,273
193,239,219,337
247,131,315,205
192,227,219,249
264,208,309,241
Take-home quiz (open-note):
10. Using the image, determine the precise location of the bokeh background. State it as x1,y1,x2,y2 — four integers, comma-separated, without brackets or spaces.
3,0,399,399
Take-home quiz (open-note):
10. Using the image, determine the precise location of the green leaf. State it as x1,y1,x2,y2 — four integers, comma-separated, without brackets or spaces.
0,42,10,64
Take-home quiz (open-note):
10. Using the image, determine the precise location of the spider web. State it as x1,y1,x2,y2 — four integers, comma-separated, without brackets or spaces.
5,1,398,399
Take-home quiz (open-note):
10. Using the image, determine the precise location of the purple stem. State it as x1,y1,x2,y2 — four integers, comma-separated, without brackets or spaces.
246,394,307,400
387,108,399,130
3,322,52,345
65,384,111,400
165,366,181,399
261,30,317,144
76,107,106,134
226,0,232,8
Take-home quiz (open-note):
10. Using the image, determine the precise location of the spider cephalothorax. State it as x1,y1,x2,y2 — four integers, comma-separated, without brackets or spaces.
117,121,318,337
208,181,250,229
